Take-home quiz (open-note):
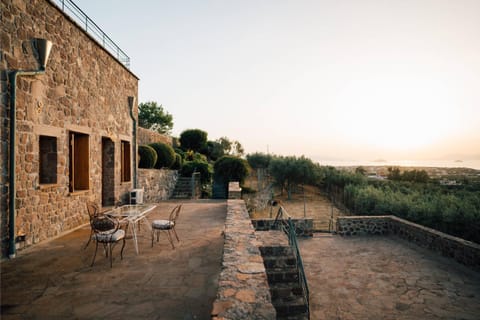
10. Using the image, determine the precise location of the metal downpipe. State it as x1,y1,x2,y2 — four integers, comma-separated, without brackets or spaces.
8,68,45,258
128,97,137,189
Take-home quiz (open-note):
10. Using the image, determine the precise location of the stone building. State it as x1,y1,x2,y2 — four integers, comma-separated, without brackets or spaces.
1,0,139,257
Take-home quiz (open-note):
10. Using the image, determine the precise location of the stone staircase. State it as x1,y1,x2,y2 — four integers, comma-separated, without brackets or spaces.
171,177,193,199
260,245,309,320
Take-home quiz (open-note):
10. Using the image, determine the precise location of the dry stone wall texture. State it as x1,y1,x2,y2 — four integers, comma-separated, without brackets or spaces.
137,168,177,202
211,200,276,320
1,0,138,255
337,216,480,270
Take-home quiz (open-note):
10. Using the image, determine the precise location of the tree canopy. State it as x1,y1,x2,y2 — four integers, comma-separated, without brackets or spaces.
179,129,208,152
138,101,173,134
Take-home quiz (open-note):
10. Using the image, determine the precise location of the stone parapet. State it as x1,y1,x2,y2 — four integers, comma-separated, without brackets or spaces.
137,169,177,202
137,127,172,146
252,218,314,237
211,200,276,320
228,181,242,199
337,215,480,270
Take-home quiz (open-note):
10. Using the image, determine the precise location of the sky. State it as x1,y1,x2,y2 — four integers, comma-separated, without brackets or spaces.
76,0,480,163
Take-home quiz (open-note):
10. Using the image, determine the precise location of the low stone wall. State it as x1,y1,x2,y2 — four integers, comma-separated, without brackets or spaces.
336,216,391,236
137,127,172,146
137,169,177,202
228,181,242,199
252,218,314,237
337,216,480,270
211,200,276,320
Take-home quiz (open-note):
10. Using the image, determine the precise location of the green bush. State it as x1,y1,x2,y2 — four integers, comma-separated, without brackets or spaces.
214,156,250,184
171,153,183,170
179,129,208,152
149,142,175,169
138,145,157,168
181,160,213,184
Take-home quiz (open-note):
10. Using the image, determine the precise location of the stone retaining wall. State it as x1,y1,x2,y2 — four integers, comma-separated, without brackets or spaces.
252,218,314,237
1,0,138,256
337,216,480,270
137,169,177,202
137,127,172,146
211,200,276,319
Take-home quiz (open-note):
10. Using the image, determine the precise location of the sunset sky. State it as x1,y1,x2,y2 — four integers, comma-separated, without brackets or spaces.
77,0,480,163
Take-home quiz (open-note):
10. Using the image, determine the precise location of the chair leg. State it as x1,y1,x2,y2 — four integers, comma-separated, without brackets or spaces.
151,229,155,247
120,238,126,260
167,230,175,249
91,241,99,267
109,243,113,268
172,228,180,242
84,230,93,249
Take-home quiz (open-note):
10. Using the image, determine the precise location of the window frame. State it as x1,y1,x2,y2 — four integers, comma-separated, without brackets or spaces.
69,131,90,192
121,140,131,183
39,135,58,185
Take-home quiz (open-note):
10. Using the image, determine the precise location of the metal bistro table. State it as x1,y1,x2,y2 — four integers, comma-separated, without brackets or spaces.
107,204,156,254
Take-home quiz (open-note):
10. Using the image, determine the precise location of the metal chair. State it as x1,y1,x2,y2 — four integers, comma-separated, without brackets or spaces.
84,201,101,249
90,215,126,267
151,204,182,249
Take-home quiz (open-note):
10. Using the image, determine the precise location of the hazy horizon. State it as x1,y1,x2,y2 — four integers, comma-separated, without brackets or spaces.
75,0,480,163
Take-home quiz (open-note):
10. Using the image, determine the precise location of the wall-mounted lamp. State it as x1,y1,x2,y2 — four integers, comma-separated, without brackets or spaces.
8,38,53,258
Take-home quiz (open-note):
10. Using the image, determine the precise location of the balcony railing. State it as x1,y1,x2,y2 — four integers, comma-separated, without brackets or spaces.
52,0,131,68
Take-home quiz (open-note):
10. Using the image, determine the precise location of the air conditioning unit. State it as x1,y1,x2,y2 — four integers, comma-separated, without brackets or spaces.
130,188,144,204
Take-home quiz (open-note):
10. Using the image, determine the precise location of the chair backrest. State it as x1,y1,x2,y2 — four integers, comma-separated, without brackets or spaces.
91,215,119,234
87,201,99,221
169,204,182,222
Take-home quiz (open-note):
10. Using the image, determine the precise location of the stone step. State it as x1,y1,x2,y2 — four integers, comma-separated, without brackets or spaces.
277,313,309,320
272,296,308,318
263,255,297,269
269,282,304,301
266,268,299,283
259,246,294,257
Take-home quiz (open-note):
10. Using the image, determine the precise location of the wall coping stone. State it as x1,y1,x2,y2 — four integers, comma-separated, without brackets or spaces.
337,215,480,270
211,200,276,319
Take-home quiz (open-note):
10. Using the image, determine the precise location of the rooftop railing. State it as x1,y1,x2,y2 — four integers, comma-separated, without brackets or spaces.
52,0,131,69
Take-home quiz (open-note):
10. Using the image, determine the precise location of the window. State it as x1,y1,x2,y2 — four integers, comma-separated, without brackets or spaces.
39,136,57,184
69,132,89,192
121,140,131,182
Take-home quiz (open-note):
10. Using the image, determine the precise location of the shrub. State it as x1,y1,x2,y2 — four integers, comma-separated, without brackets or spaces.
179,129,208,152
149,142,175,169
171,153,183,170
181,160,213,184
138,145,157,168
214,156,250,185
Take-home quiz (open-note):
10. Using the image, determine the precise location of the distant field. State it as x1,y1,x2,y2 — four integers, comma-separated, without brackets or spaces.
244,175,342,231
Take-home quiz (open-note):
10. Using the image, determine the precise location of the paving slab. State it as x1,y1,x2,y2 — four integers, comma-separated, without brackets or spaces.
299,234,480,320
1,200,226,320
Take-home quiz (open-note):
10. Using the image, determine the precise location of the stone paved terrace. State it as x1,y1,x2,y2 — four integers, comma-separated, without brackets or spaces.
1,200,226,320
300,234,480,320
2,199,480,320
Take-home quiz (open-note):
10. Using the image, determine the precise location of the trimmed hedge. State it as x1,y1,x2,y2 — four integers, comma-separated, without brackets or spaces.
138,145,157,168
171,153,183,170
149,142,175,169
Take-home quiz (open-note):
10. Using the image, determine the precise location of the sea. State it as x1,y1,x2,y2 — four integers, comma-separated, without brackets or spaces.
312,159,480,171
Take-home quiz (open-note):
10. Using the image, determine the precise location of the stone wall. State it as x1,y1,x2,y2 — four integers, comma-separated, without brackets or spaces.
337,216,480,270
137,127,172,146
252,218,314,237
137,169,177,202
211,200,276,319
1,0,138,256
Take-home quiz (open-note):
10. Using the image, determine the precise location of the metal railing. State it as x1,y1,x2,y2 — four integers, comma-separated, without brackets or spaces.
274,206,310,319
52,0,131,68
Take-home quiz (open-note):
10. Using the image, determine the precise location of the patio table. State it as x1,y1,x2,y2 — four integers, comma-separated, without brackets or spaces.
107,204,156,254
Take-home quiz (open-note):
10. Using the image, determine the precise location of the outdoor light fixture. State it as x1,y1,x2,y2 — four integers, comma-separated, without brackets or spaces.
8,38,53,258
35,38,53,70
